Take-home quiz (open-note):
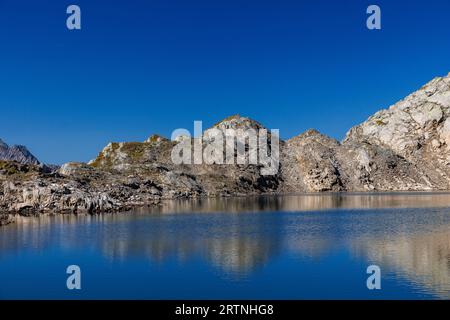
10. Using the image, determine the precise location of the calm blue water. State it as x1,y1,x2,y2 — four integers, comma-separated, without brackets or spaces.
1,194,450,300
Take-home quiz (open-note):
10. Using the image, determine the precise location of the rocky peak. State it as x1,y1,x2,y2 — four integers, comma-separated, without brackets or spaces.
281,129,342,192
206,114,278,147
288,129,340,147
341,72,450,190
0,139,8,149
0,139,40,165
344,73,450,158
212,114,266,132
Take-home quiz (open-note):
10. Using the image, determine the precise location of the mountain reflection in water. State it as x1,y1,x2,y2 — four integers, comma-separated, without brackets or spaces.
1,193,449,299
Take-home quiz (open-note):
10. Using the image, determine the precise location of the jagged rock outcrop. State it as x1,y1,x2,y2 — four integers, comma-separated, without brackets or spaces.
0,139,40,165
280,129,433,192
345,74,450,156
336,141,432,191
280,129,343,192
281,73,450,192
344,72,450,189
2,73,450,222
0,161,122,216
89,115,280,197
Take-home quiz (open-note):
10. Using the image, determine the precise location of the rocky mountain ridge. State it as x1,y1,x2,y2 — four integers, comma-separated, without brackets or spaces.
2,72,450,224
0,139,40,165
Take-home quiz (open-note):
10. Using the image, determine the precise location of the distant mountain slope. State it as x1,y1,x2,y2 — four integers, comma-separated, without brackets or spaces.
0,139,40,165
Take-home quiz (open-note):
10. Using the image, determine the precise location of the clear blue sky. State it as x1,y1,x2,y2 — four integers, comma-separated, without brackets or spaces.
1,0,450,164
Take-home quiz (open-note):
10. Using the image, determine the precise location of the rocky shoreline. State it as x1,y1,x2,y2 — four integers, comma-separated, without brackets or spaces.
2,73,450,225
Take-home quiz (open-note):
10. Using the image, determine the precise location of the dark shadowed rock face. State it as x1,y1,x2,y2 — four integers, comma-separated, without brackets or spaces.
2,73,450,220
0,139,40,165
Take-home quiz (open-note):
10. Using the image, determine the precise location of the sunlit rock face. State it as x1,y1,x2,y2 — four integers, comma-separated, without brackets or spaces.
344,73,450,189
280,129,432,192
281,73,450,192
345,74,450,156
